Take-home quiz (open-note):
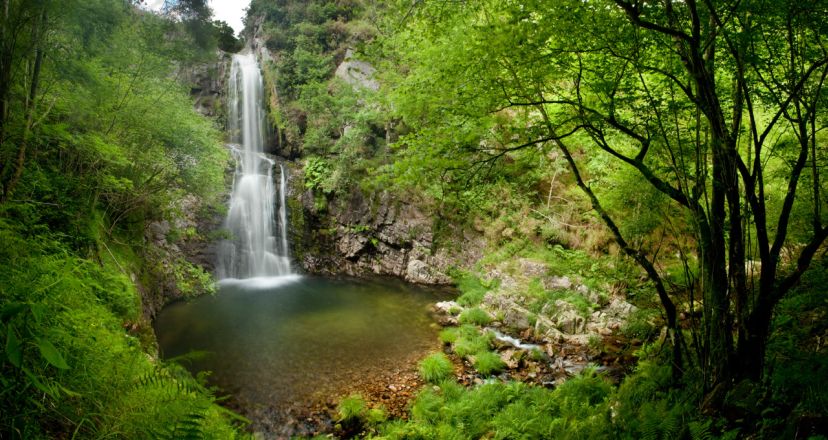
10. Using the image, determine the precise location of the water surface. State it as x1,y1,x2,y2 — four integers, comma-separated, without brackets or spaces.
154,276,447,420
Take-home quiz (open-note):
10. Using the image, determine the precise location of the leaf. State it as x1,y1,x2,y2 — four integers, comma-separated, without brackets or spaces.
22,367,58,398
58,384,82,398
0,302,28,320
30,304,46,325
5,326,22,367
36,337,69,370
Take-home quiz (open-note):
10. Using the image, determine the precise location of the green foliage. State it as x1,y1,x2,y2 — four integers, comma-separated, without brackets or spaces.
457,307,492,326
439,327,459,345
472,351,505,376
304,155,334,192
338,394,387,436
250,0,392,196
213,20,243,53
0,220,247,438
0,2,241,438
454,273,493,307
172,258,217,297
338,394,369,423
622,308,660,341
418,353,454,383
451,325,494,358
372,370,614,440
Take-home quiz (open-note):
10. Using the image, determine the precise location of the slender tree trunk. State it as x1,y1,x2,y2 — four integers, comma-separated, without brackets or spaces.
1,6,45,202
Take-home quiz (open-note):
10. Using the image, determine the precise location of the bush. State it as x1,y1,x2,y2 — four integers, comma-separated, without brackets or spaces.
0,222,246,439
473,351,506,376
622,307,660,340
419,353,454,383
458,307,493,326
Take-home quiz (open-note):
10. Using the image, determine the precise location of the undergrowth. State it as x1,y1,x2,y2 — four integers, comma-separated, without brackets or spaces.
0,219,247,439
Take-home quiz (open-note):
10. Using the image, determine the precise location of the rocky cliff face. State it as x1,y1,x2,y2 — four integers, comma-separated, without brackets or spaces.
182,51,232,121
140,194,225,320
284,163,483,284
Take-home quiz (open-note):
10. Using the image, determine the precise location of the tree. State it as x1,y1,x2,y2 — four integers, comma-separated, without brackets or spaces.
385,0,828,395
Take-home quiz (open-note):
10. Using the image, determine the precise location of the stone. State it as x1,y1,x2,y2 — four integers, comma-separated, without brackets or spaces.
499,349,520,369
337,233,368,259
335,49,380,91
557,310,586,334
149,220,171,242
518,258,548,277
546,276,573,290
434,301,461,315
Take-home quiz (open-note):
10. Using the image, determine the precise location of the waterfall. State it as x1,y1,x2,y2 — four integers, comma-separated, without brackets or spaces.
217,53,293,280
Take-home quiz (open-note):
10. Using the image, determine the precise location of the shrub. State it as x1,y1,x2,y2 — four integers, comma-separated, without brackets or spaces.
622,308,660,340
419,353,454,383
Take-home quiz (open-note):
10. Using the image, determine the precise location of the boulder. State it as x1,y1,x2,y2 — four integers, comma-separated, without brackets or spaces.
335,49,379,91
545,275,573,290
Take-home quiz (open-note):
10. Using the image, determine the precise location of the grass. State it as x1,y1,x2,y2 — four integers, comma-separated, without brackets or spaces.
439,327,459,344
452,325,494,357
455,273,495,307
473,351,506,376
337,394,386,435
338,395,369,423
419,353,454,383
458,307,493,326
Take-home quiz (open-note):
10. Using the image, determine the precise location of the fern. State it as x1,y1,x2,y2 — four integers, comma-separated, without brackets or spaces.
689,420,714,440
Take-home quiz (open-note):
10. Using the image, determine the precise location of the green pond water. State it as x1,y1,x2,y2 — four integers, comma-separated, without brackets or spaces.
154,276,448,419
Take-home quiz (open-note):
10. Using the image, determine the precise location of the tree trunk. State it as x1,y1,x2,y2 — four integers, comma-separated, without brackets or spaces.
0,6,45,202
736,287,774,381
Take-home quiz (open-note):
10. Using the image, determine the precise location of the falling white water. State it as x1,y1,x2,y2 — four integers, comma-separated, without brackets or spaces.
217,53,293,280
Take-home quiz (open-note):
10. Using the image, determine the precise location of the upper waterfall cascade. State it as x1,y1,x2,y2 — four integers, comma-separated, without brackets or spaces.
217,53,293,279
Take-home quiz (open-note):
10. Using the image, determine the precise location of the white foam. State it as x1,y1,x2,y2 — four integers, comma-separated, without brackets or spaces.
488,328,542,351
218,274,302,290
